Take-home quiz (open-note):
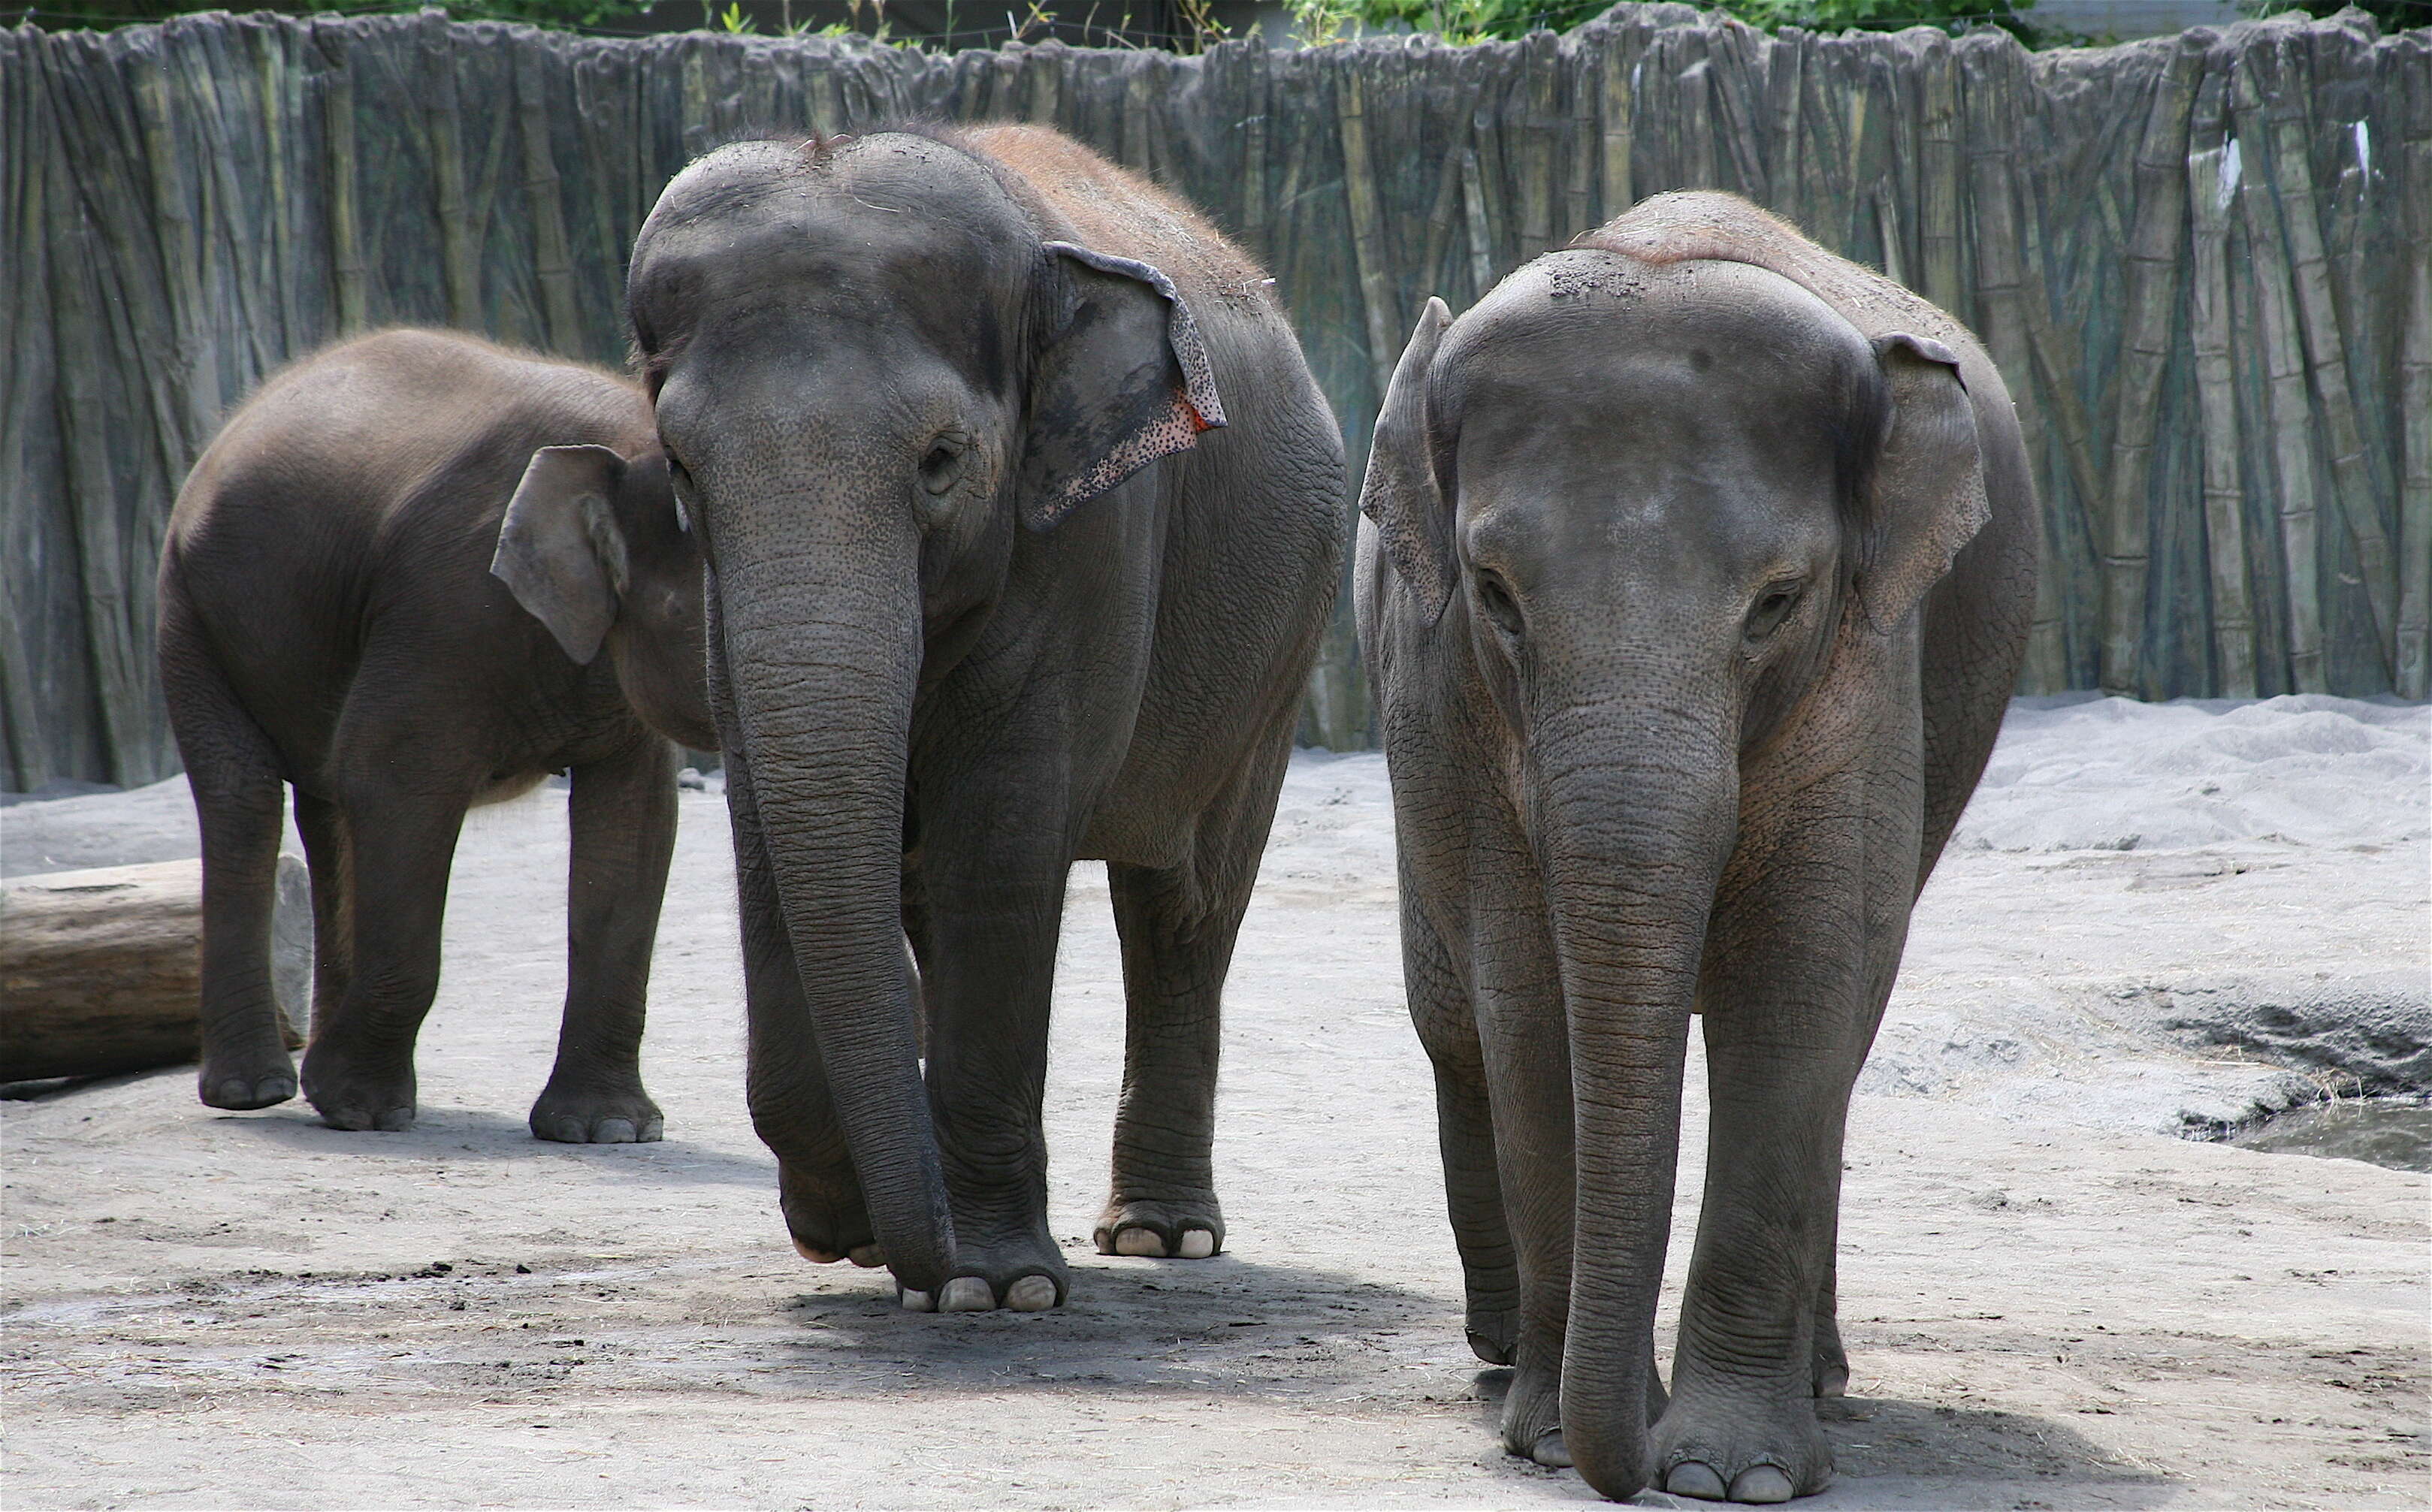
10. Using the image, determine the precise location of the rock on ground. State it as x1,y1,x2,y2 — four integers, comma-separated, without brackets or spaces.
2,696,2426,1509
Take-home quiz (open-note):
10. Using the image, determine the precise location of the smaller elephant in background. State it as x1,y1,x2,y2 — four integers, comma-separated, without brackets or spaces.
1358,193,2037,1502
159,328,713,1141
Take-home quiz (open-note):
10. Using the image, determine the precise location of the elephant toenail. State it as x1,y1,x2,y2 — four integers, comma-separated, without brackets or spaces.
1113,1228,1168,1257
938,1277,994,1311
791,1237,841,1263
635,1118,665,1142
542,1117,585,1142
847,1244,885,1268
592,1118,638,1143
1528,1429,1571,1468
1004,1275,1058,1311
1176,1230,1217,1259
1666,1462,1729,1500
898,1287,935,1311
1729,1465,1795,1503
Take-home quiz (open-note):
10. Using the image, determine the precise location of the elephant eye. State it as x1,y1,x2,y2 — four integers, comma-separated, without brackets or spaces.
1473,571,1524,638
918,432,970,497
1746,579,1805,641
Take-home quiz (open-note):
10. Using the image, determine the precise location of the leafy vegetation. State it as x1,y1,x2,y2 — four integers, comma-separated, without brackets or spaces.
1285,0,2042,47
26,0,661,28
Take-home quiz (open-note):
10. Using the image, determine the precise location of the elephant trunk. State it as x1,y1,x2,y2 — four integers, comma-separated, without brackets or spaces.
711,496,955,1296
1528,694,1739,1500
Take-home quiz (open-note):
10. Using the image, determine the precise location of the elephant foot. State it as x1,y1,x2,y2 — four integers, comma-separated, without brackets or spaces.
1651,1389,1832,1503
775,1159,878,1266
300,1047,415,1133
901,1228,1068,1313
1811,1320,1850,1399
1465,1304,1516,1365
1092,1197,1222,1260
197,1051,297,1112
528,1079,664,1145
1498,1363,1563,1465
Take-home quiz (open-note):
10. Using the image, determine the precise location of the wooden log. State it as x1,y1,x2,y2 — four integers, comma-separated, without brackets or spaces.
2235,52,2327,695
1415,126,1466,306
1337,62,1401,404
2096,35,2204,697
516,47,582,355
2263,38,2396,677
1600,23,1633,220
1564,35,1597,240
1917,36,1962,315
318,30,366,334
422,18,479,330
2398,45,2432,701
1961,36,2062,693
2186,63,2258,698
0,47,55,793
1764,29,1802,225
1517,31,1557,256
1470,79,1512,275
0,857,310,1083
1240,49,1268,250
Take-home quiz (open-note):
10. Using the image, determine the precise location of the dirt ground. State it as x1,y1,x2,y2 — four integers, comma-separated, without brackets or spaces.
4,697,2427,1510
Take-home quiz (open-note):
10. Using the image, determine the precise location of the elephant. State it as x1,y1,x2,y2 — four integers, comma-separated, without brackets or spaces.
158,327,713,1140
1355,192,2037,1502
612,125,1343,1313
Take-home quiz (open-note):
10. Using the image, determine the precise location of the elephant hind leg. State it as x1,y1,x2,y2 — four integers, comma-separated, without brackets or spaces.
1095,856,1248,1262
1094,739,1295,1262
160,579,297,1112
298,762,473,1133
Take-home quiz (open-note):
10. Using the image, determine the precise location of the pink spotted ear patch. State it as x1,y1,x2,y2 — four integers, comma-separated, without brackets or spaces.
1044,242,1228,437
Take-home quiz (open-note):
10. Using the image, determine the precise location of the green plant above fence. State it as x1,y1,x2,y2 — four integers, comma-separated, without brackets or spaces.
2,5,2426,789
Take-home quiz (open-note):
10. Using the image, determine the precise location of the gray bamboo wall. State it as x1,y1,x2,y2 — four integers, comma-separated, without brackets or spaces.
3,5,2426,789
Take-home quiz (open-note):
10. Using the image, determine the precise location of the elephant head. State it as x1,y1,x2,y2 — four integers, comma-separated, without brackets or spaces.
491,442,716,753
619,133,1223,1295
1361,258,1987,1498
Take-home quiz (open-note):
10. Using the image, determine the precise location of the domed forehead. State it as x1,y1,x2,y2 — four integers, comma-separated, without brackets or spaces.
633,134,1032,327
641,135,1025,268
1440,255,1873,415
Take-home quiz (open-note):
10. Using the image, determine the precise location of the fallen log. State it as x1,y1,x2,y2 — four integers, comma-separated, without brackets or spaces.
0,856,310,1083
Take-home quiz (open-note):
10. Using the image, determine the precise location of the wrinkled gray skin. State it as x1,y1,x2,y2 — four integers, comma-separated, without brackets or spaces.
622,127,1343,1311
159,329,712,1141
1355,193,2036,1503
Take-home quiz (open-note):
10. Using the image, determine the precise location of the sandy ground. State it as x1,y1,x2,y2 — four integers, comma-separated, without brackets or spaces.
3,695,2426,1510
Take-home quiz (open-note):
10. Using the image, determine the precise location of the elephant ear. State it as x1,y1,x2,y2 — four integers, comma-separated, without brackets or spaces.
1854,333,1990,634
491,444,632,665
1358,297,1458,625
1019,241,1227,532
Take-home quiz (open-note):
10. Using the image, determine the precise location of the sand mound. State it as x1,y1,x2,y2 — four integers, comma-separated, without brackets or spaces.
1950,693,2428,853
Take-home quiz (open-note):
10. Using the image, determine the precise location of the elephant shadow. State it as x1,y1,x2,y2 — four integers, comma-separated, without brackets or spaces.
1468,1376,2177,1507
772,1253,1449,1400
211,1103,778,1186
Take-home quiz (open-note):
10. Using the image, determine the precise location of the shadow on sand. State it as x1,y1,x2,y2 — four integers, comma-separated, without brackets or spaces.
212,1100,778,1185
761,1251,1452,1402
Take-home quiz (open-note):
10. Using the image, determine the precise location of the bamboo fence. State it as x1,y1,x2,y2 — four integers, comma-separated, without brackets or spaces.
2,5,2424,784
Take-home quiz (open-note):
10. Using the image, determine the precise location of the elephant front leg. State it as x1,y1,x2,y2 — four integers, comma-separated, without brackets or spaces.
908,800,1074,1313
1653,810,1905,1503
530,734,678,1144
1399,896,1519,1369
1467,895,1594,1472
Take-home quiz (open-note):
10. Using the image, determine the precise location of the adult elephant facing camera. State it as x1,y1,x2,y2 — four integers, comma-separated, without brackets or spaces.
620,127,1343,1314
1357,192,2035,1502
